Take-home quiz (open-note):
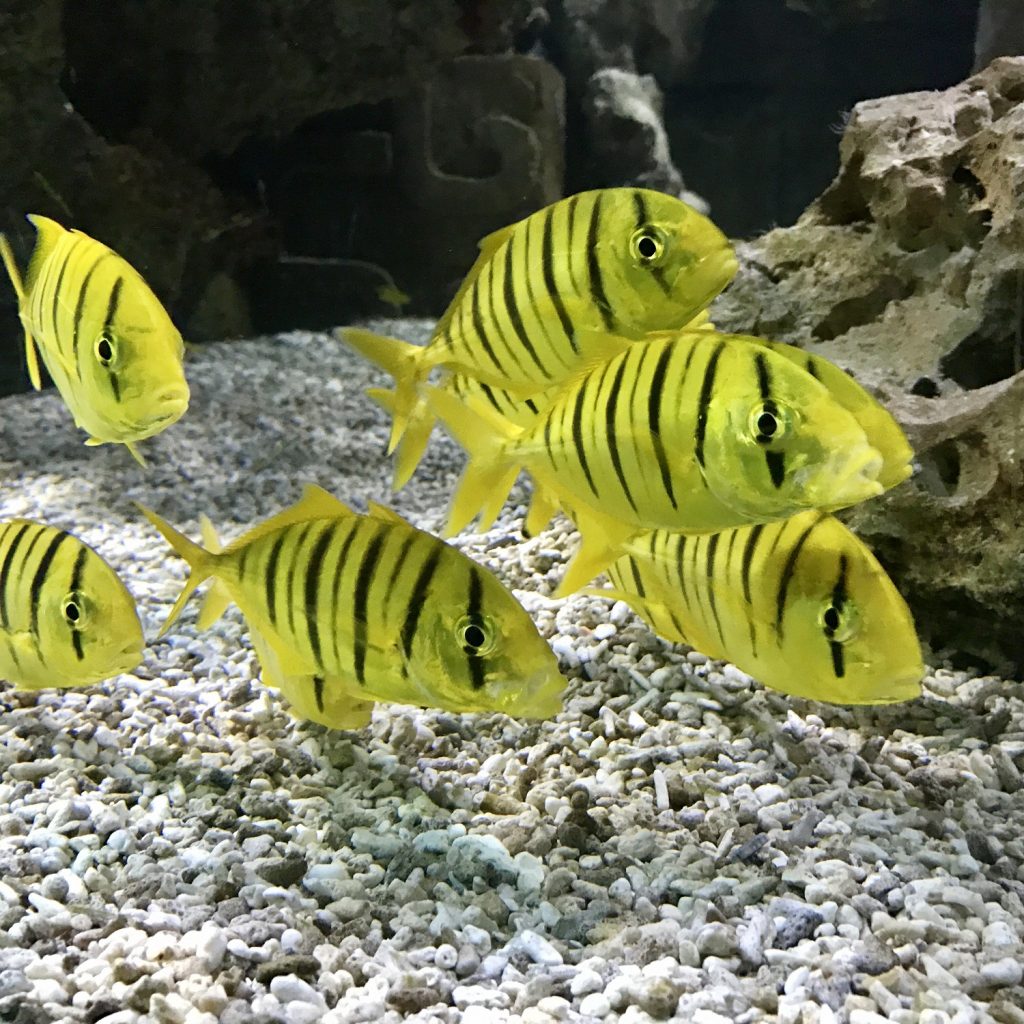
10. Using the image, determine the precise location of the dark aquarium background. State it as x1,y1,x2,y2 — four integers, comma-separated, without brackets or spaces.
0,0,998,391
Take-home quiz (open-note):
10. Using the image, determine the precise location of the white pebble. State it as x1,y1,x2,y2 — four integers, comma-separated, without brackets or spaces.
580,992,612,1017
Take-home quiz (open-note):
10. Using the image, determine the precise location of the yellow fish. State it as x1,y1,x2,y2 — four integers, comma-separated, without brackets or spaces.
0,215,190,465
370,310,721,492
339,187,737,452
137,485,565,724
428,330,898,595
0,519,143,690
595,512,923,704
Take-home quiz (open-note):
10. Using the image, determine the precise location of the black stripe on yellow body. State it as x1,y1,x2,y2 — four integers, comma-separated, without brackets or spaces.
304,522,337,670
541,202,578,354
753,351,785,488
402,546,442,660
0,522,33,629
29,530,69,638
71,253,109,377
328,523,361,666
68,545,88,660
773,516,822,639
647,342,678,510
502,230,549,377
824,554,849,678
586,192,615,332
352,527,385,686
605,354,638,514
694,339,726,469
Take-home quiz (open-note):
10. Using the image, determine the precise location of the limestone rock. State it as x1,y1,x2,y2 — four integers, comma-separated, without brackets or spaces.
712,57,1024,672
581,68,688,197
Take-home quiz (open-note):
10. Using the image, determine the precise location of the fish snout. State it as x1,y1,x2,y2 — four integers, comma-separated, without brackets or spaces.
151,383,190,425
819,446,885,509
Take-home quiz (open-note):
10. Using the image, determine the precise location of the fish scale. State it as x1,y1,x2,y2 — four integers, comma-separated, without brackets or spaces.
138,485,565,727
601,512,923,705
0,519,143,690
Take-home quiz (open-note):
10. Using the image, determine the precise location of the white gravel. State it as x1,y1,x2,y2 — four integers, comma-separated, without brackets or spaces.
1,321,1023,1024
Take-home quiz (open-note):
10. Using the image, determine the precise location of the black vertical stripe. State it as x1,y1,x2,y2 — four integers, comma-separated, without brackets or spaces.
694,341,726,469
754,352,784,487
774,518,821,639
464,567,487,690
468,276,507,376
675,534,694,613
704,534,725,646
352,529,385,686
103,277,123,334
313,675,325,712
540,205,578,353
329,525,361,665
0,523,32,628
49,242,77,347
29,531,69,637
503,232,549,376
565,195,583,298
401,547,442,659
304,523,336,670
71,255,107,377
263,532,288,628
766,451,786,489
284,525,314,642
383,531,418,609
805,354,820,380
586,193,614,331
68,545,88,660
108,372,121,403
648,342,678,510
754,351,772,403
628,556,646,599
631,190,647,230
606,355,638,514
829,641,846,678
484,254,523,373
571,382,599,498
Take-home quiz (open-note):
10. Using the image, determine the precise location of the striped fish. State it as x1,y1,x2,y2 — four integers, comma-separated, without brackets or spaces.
137,485,564,725
338,187,736,453
0,519,143,690
0,215,189,465
427,329,898,595
369,311,720,492
597,512,923,704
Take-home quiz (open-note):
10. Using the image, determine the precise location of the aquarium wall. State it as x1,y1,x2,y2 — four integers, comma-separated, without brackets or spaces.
0,0,994,390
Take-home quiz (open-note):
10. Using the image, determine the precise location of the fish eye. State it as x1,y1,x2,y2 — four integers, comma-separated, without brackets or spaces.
95,332,116,367
749,402,787,445
62,594,85,625
456,616,495,656
630,226,666,265
819,601,857,643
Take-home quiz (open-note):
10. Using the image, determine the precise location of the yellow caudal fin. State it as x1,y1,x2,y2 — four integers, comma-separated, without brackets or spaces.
366,386,436,490
336,327,427,453
197,515,233,629
0,231,42,391
554,509,639,598
135,503,216,637
423,385,522,536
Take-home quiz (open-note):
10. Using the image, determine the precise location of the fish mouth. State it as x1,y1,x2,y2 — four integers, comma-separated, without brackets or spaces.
815,447,885,509
500,669,566,720
672,248,739,309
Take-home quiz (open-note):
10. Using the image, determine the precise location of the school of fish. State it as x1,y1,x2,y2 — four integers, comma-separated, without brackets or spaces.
0,187,924,718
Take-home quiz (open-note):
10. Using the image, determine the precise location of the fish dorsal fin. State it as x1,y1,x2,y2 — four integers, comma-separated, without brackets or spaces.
224,484,355,554
24,215,69,295
434,221,516,338
367,501,408,526
562,329,636,385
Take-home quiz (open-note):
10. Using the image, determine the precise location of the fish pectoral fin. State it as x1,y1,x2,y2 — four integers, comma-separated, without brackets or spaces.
555,512,638,598
125,442,148,468
84,437,104,447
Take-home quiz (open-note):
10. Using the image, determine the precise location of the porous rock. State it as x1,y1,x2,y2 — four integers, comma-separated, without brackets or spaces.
712,57,1024,672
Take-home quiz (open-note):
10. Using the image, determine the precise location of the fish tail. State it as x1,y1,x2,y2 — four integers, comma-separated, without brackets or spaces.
366,386,436,491
0,231,43,391
337,327,426,453
423,385,521,536
196,514,233,629
136,503,216,637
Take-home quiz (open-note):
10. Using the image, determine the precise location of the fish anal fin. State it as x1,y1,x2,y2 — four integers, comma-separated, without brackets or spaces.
523,486,559,538
555,511,639,598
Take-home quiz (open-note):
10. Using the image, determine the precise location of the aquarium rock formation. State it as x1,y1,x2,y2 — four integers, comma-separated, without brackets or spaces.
713,56,1024,673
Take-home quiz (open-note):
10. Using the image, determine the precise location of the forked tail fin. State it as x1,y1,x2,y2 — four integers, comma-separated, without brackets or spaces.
135,504,216,637
336,327,426,453
423,385,522,536
366,386,436,491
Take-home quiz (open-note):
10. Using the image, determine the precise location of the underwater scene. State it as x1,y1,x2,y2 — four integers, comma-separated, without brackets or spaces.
1,3,1023,1023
